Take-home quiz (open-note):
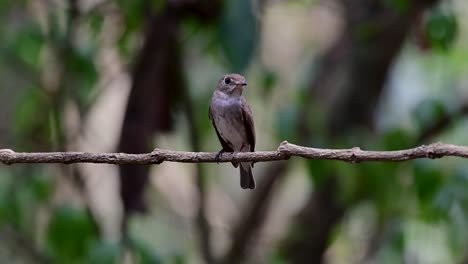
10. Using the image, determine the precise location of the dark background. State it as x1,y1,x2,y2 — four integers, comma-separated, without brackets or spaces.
0,0,467,263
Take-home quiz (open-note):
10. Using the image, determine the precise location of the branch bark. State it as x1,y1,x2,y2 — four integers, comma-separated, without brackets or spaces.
1,141,468,165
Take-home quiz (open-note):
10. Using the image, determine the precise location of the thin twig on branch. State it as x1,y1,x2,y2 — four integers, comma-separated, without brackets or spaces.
0,141,467,165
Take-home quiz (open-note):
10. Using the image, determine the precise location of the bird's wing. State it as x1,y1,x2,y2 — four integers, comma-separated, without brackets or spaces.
241,98,255,152
209,105,234,152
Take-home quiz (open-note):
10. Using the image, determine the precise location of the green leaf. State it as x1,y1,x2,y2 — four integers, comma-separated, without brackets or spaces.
0,169,13,225
88,12,104,36
67,48,98,108
86,241,121,264
116,0,146,58
47,205,98,262
169,254,186,264
433,166,468,216
382,128,415,150
261,70,277,96
29,173,54,202
196,93,216,140
354,162,401,213
413,161,444,204
384,0,410,13
412,99,446,132
276,106,298,142
117,27,136,59
355,22,380,42
117,0,146,31
131,239,163,264
424,9,458,51
3,180,37,231
219,0,258,72
13,88,45,134
0,167,52,230
10,24,45,69
305,160,334,186
47,11,65,44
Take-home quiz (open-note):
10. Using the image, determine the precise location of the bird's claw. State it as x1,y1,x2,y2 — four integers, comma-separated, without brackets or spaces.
215,150,225,164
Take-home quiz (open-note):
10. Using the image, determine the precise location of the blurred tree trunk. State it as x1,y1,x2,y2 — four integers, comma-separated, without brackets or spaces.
118,0,222,220
280,0,439,263
118,12,182,219
117,5,222,264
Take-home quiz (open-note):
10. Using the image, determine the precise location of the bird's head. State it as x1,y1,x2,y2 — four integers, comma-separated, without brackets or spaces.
216,73,248,96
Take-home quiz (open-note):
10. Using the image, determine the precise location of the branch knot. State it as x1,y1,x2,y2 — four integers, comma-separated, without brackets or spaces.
150,149,164,164
350,147,362,163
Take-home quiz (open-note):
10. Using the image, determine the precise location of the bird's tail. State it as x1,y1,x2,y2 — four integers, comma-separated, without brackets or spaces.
240,162,255,189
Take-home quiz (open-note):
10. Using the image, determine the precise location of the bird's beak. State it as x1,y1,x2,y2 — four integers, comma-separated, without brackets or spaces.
237,81,247,86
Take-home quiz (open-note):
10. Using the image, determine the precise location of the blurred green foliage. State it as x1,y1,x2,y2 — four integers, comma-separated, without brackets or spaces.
425,8,458,51
47,205,98,262
385,0,410,13
219,0,258,72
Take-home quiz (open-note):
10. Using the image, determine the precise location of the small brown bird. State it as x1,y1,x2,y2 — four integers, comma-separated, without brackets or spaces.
209,73,256,189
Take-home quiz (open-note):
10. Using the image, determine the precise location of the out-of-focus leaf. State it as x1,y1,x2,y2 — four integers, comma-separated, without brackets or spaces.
169,254,186,264
47,11,65,44
354,162,401,213
0,167,53,230
0,169,13,225
306,160,334,186
0,186,20,228
29,173,53,202
116,0,146,58
261,70,277,97
412,99,446,132
0,0,8,16
86,241,121,264
424,9,458,51
67,48,98,108
131,239,163,264
116,0,146,31
384,0,410,13
4,180,37,232
196,93,217,140
382,128,415,150
13,88,44,133
356,22,380,42
219,0,258,72
434,166,468,214
413,160,444,204
267,251,288,264
10,25,44,69
117,27,140,59
151,0,166,13
88,12,104,36
370,220,404,263
47,205,98,262
389,219,404,252
276,106,298,142
13,88,51,149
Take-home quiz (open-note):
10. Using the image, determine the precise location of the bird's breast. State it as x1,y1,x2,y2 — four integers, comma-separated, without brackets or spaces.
211,98,247,151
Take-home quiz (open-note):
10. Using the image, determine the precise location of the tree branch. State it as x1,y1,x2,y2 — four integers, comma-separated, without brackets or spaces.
1,142,468,165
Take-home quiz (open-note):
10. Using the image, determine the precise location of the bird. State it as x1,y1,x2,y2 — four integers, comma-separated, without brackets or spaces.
209,73,256,189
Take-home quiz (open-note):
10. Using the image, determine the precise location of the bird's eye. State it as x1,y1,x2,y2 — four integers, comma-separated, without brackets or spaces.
224,78,231,84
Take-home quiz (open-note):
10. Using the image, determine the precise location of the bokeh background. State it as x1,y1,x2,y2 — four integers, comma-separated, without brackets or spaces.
1,0,468,263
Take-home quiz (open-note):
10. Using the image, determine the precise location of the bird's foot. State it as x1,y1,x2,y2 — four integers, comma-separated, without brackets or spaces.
215,149,225,164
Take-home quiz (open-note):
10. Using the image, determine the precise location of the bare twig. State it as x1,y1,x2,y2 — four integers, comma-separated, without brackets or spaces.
1,141,468,165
